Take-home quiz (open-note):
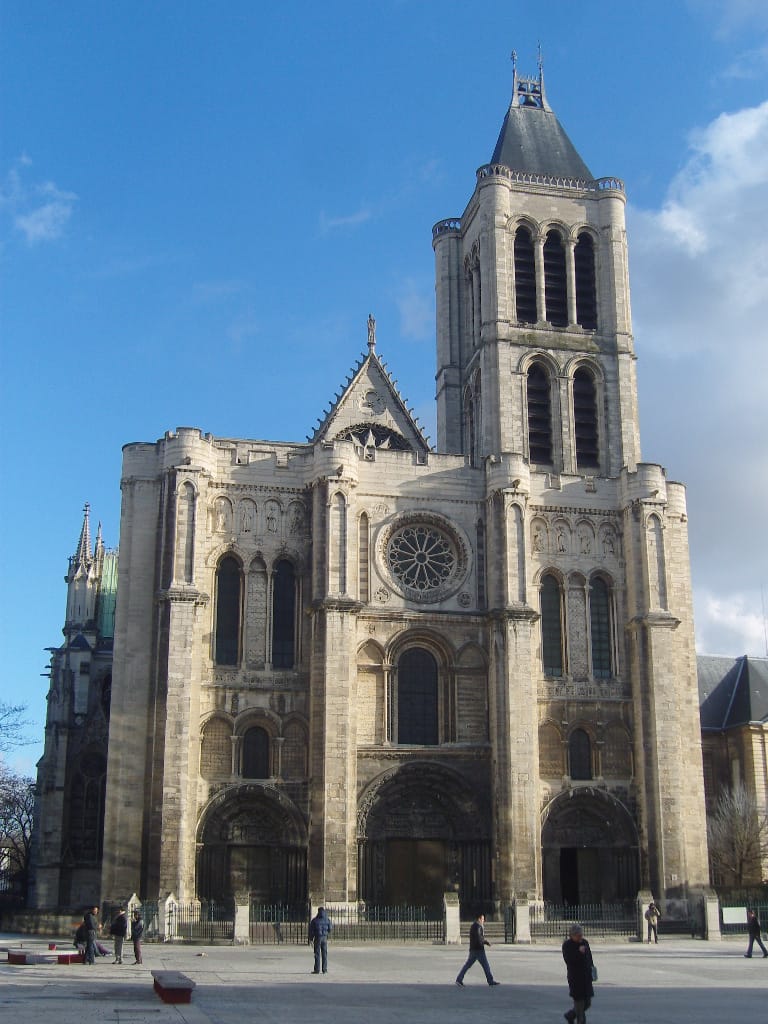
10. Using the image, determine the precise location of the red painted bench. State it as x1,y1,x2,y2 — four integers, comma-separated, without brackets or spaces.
57,951,84,964
151,970,196,1004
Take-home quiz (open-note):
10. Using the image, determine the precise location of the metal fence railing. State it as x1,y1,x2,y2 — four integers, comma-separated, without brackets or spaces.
323,904,444,943
529,902,636,940
249,901,309,944
719,899,768,936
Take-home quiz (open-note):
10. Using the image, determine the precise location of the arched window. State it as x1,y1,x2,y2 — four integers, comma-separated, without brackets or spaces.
540,573,563,677
589,577,612,678
464,387,476,465
100,674,111,720
569,729,592,780
514,227,536,323
397,647,438,745
574,233,597,329
527,362,553,464
272,560,295,668
573,368,599,469
68,752,107,862
358,512,370,603
215,556,241,665
543,230,567,326
242,726,270,779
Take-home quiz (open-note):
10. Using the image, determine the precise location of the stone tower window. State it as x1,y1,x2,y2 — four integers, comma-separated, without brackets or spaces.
540,573,563,677
589,576,612,678
574,233,597,329
242,726,270,779
396,647,439,745
568,728,593,780
214,556,241,666
527,362,553,464
573,368,599,469
271,559,295,668
543,230,567,326
514,226,536,323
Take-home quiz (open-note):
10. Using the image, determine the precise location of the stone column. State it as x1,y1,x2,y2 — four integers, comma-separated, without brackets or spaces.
307,599,362,905
489,608,540,905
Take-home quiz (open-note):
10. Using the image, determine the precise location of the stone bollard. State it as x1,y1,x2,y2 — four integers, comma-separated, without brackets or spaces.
443,892,461,944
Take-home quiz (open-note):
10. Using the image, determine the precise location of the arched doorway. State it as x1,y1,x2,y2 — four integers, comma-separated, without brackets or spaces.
196,785,307,905
358,762,491,916
541,788,639,904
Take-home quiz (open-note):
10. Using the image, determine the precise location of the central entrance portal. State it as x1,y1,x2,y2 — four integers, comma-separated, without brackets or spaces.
385,839,446,907
358,761,492,915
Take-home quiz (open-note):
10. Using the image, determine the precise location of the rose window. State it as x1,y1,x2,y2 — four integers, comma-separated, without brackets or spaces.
387,524,457,592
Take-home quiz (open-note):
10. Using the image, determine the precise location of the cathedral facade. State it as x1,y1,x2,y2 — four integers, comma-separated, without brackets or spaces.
33,65,710,916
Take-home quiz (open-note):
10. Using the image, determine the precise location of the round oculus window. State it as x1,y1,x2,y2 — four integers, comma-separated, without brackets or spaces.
383,516,467,602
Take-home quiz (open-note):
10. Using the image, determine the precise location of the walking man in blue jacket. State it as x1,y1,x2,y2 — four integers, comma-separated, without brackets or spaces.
309,907,332,974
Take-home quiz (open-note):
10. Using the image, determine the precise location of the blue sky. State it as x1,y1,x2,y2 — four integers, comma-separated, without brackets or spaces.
2,1,768,773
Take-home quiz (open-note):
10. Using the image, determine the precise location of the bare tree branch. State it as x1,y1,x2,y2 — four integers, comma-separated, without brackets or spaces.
0,702,31,753
707,782,768,889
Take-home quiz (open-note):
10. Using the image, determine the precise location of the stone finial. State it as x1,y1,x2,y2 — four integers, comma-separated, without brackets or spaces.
367,313,376,351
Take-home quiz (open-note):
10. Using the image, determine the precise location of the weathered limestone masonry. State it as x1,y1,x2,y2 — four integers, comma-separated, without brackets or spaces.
33,61,712,922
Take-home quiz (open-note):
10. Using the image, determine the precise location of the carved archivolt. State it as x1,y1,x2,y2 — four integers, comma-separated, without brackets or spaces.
357,761,488,842
197,783,306,847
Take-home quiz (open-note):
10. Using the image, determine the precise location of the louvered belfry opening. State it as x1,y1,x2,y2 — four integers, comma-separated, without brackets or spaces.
574,233,597,330
543,230,567,326
573,368,599,468
527,362,553,464
514,226,537,323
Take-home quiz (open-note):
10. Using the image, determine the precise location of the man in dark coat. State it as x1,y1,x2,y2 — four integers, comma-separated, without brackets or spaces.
744,909,768,958
83,905,100,965
110,906,128,963
562,924,594,1024
308,907,332,974
455,913,500,987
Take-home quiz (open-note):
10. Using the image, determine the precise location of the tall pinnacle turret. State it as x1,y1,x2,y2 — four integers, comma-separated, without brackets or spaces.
70,503,93,580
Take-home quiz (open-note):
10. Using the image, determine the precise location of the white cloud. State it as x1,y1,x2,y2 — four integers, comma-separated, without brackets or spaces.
318,207,372,233
0,160,77,245
694,588,767,656
628,99,768,656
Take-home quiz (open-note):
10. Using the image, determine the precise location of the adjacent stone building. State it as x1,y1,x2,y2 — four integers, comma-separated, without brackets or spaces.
33,62,712,916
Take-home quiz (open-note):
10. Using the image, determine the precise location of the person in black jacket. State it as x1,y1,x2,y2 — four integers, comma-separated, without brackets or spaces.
130,909,144,965
110,907,128,963
744,909,768,958
562,924,594,1024
455,913,500,987
83,906,100,965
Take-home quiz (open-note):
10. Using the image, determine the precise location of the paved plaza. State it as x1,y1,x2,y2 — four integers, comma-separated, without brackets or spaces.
1,934,766,1024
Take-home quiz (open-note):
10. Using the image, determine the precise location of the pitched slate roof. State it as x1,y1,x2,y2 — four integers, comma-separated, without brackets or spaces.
698,654,768,729
489,58,593,180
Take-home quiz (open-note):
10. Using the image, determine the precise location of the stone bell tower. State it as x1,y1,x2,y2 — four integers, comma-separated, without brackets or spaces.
432,53,710,908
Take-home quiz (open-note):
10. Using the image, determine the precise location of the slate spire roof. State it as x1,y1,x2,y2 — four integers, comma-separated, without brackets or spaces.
490,50,593,180
69,502,93,579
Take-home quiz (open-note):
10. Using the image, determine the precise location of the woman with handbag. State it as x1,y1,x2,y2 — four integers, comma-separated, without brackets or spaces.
562,924,596,1024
